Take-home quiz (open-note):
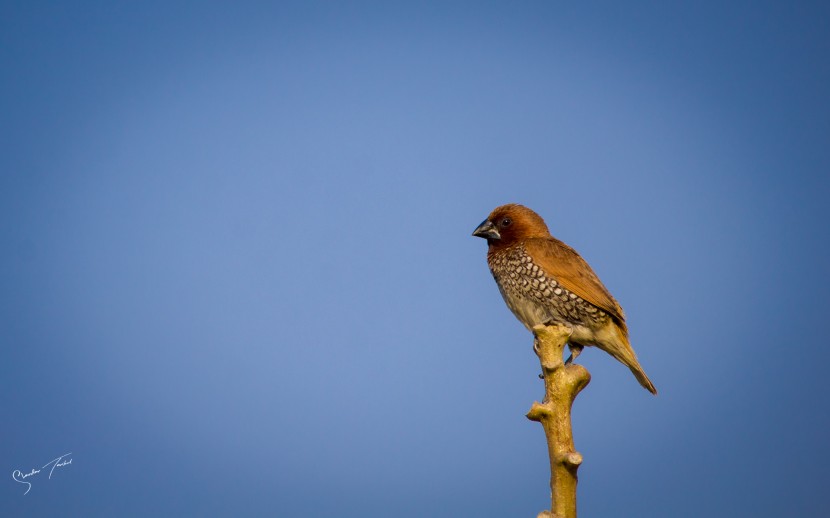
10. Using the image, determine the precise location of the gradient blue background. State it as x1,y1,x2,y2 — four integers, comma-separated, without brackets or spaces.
2,2,829,516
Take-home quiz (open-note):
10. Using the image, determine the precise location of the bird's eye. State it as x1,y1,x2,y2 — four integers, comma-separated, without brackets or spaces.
500,217,512,227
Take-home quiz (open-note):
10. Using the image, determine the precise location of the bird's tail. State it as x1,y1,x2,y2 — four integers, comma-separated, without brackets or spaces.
602,323,657,395
628,363,657,395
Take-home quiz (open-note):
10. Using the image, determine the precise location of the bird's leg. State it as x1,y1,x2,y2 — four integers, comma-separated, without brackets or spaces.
534,337,545,379
565,343,584,365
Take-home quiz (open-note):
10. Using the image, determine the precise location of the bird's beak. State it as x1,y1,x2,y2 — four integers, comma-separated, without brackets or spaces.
472,219,500,240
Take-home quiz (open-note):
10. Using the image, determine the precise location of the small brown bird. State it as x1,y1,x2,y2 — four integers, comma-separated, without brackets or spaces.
473,204,656,394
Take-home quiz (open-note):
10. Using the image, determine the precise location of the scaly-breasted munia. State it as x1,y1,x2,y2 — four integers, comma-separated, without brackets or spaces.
473,204,656,394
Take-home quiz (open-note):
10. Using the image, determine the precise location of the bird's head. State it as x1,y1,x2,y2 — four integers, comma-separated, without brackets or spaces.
472,204,551,246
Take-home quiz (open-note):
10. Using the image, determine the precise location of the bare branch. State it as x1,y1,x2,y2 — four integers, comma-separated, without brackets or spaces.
526,324,591,518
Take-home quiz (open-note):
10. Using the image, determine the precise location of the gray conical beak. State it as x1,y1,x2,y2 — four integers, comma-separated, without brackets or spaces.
472,219,500,240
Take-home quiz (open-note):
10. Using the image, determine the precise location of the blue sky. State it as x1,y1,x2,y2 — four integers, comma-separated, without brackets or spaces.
2,2,829,516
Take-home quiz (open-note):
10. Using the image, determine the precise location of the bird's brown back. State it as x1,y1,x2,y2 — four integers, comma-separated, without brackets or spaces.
523,237,627,333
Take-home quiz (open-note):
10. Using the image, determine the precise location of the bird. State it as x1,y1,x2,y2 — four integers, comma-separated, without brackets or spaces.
472,203,657,394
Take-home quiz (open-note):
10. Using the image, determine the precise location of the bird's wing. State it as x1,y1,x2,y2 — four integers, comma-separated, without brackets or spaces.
524,237,627,326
